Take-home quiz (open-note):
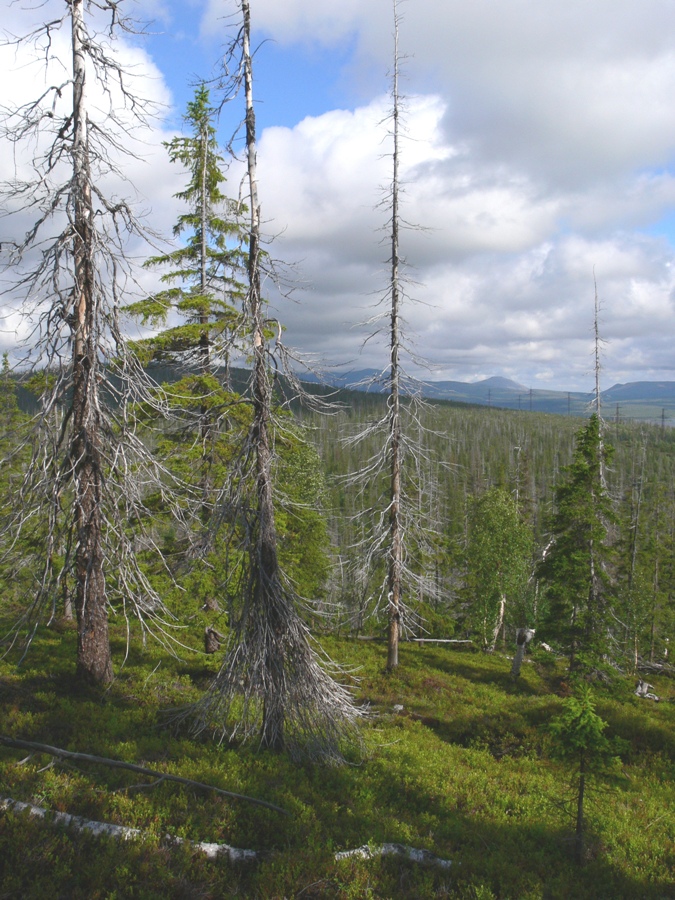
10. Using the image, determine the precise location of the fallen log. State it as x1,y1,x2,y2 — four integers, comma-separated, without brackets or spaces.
0,735,287,815
637,659,675,676
0,797,256,862
409,639,474,646
335,843,452,869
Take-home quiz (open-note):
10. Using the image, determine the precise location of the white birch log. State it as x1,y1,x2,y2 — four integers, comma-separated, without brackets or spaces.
0,797,257,862
335,842,452,869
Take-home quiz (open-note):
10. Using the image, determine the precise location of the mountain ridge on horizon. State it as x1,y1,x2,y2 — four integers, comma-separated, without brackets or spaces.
308,367,675,397
301,368,675,422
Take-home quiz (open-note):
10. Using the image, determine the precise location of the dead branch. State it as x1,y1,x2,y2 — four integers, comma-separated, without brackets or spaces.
0,797,257,862
0,735,287,815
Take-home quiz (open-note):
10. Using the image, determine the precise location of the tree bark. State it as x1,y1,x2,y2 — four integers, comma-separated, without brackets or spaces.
70,0,112,685
386,1,403,671
242,0,285,751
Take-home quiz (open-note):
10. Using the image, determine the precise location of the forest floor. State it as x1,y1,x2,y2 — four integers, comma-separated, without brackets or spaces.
0,622,673,899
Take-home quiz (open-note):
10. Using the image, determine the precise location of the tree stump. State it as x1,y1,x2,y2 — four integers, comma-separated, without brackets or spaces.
511,628,535,677
204,627,223,654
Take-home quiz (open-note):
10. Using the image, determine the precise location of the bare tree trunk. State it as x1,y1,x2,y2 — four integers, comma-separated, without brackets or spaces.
199,113,211,517
240,0,286,751
593,274,607,491
627,442,646,673
649,556,658,663
70,0,112,685
387,0,403,672
187,1,364,762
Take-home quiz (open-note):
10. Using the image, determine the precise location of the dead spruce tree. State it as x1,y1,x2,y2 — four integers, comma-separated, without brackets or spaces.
0,1,182,682
386,0,404,670
343,0,436,670
186,0,363,762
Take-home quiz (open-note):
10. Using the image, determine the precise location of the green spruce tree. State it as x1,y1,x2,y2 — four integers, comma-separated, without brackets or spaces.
539,414,615,671
549,684,624,864
127,84,246,518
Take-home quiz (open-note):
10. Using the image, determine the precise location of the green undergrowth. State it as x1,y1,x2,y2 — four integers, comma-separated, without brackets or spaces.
0,623,673,899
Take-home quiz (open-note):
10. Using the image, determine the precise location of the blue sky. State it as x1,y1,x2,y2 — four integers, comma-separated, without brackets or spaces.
5,0,675,392
140,9,364,132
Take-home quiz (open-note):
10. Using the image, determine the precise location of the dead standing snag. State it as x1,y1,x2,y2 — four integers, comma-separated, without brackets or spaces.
185,0,364,763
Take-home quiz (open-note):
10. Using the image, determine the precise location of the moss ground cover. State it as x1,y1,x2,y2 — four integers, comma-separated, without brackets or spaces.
0,624,673,898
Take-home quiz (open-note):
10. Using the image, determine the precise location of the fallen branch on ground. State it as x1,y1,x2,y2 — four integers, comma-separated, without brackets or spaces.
637,659,674,676
335,843,452,869
0,797,257,862
409,639,474,646
0,735,287,815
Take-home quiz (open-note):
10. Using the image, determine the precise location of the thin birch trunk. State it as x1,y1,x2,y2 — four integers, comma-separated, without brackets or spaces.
488,593,506,653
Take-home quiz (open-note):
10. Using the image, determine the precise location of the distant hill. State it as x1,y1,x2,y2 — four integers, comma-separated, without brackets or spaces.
301,369,675,424
11,365,675,425
602,381,675,401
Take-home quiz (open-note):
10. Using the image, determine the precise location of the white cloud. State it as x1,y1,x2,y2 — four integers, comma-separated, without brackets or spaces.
6,0,675,390
224,0,675,185
251,88,675,390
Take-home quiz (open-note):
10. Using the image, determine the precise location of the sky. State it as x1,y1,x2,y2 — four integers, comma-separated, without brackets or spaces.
4,0,675,391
